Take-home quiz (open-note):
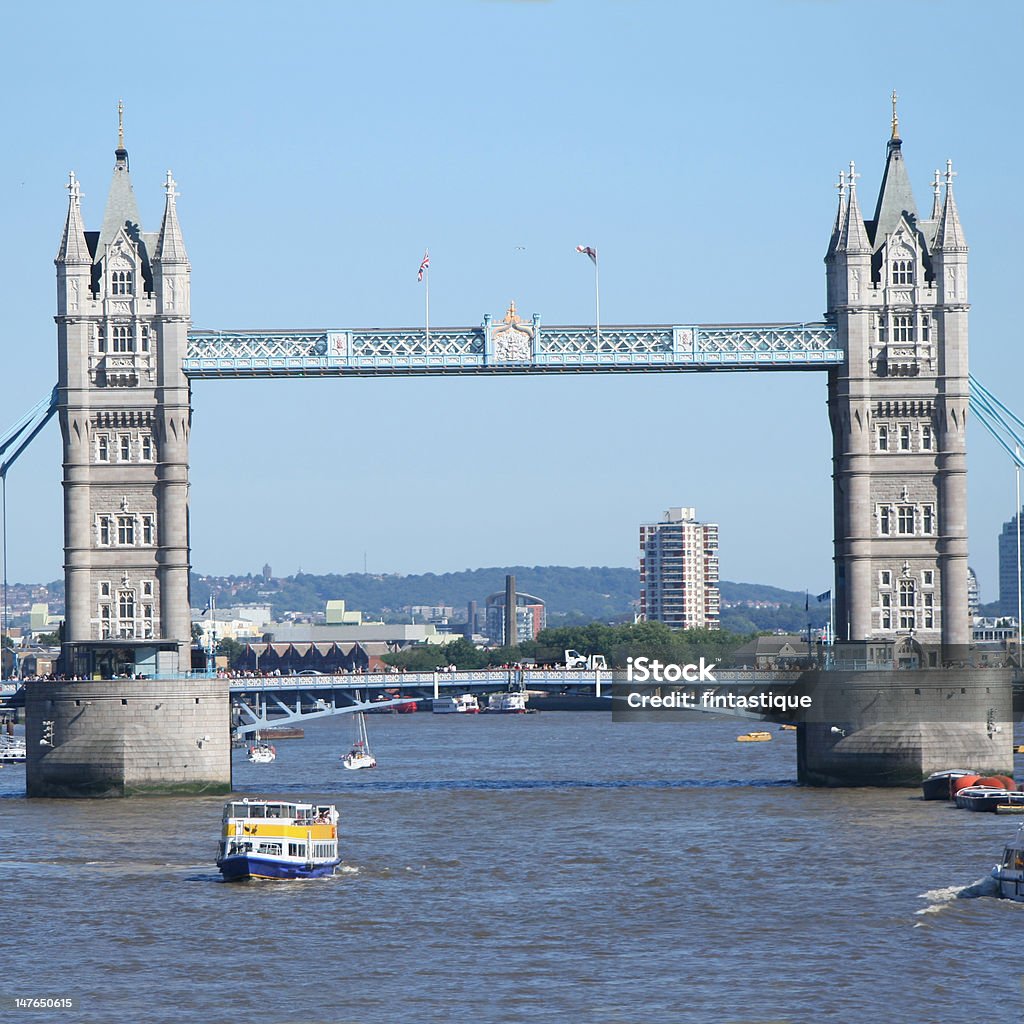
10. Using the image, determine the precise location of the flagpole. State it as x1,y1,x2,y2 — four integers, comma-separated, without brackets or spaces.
425,264,430,343
594,254,601,346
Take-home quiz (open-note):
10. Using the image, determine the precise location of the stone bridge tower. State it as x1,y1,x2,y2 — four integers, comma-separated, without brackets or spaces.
825,103,969,664
54,117,193,678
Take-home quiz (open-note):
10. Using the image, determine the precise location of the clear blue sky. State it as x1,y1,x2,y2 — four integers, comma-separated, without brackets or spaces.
2,1,1022,601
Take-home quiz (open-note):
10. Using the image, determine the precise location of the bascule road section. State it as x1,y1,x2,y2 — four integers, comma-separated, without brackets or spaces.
17,104,1014,796
183,316,842,378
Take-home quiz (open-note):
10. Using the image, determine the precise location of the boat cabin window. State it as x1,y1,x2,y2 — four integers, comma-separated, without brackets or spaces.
258,843,283,856
288,843,306,858
1006,849,1024,870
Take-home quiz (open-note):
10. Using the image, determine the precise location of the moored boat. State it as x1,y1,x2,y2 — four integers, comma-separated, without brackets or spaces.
216,799,340,881
0,736,27,764
432,694,480,714
992,824,1024,901
921,769,979,801
485,690,528,714
955,786,1024,813
737,731,772,743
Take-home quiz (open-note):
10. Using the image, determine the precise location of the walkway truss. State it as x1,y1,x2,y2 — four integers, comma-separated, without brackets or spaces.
183,321,842,377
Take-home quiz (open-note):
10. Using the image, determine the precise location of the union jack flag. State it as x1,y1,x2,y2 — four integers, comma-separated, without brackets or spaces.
575,244,597,264
417,250,430,281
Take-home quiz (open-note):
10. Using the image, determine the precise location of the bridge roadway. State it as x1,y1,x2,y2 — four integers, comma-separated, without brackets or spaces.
228,668,804,735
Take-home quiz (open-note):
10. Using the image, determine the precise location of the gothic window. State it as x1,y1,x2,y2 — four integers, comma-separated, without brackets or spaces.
893,315,913,343
140,324,150,353
923,593,934,628
880,507,892,536
879,570,892,588
892,260,914,285
878,425,889,451
141,435,153,461
97,435,109,462
878,318,887,345
920,424,933,451
142,515,155,545
921,317,930,343
922,570,934,587
922,505,935,534
97,326,107,353
117,515,135,545
119,590,136,620
897,506,916,535
98,516,112,546
112,325,133,353
899,425,911,451
111,270,134,296
119,434,131,461
99,581,111,598
880,592,892,629
899,580,916,629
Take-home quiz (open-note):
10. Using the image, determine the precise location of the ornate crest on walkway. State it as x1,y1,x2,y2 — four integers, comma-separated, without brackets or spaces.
490,301,534,362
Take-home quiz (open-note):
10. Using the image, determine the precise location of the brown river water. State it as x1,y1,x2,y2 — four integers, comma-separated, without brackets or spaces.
1,712,1021,1023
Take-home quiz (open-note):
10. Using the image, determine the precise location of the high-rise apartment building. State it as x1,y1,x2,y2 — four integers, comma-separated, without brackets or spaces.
640,507,720,630
998,508,1024,616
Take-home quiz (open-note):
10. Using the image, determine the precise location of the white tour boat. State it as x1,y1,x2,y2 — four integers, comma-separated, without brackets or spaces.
216,799,340,881
0,735,27,764
485,689,528,714
992,824,1024,901
341,711,377,770
432,694,480,714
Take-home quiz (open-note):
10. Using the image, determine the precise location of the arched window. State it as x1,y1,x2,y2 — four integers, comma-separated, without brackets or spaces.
893,315,913,343
118,590,136,619
892,260,914,285
899,580,916,629
111,270,134,296
112,325,133,353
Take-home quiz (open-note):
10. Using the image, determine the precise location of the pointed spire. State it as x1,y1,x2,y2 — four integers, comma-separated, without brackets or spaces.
154,170,188,264
930,169,942,220
826,170,847,258
933,159,967,251
835,161,871,253
871,97,918,246
56,171,91,264
98,104,143,256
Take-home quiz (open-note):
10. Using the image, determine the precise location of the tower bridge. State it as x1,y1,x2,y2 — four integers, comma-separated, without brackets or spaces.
8,102,1016,795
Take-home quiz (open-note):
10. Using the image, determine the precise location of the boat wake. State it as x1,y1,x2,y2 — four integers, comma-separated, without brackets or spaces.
915,874,1002,920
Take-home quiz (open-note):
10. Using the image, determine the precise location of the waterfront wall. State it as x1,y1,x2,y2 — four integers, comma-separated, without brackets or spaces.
796,667,1015,786
25,678,232,797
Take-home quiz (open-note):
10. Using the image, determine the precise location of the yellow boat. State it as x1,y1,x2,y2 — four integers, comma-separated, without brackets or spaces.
737,731,773,743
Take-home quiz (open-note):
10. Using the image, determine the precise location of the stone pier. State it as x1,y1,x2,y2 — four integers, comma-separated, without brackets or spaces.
797,667,1015,786
25,678,232,798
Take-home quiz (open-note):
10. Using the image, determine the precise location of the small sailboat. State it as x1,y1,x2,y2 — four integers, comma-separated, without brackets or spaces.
341,712,377,770
247,730,277,764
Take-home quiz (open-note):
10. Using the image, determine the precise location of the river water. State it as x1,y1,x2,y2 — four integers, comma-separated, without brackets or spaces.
1,711,1020,1024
